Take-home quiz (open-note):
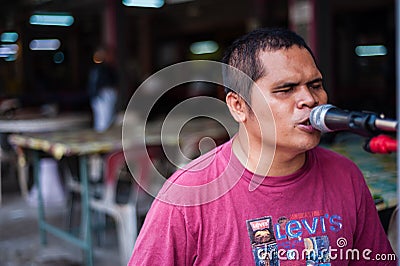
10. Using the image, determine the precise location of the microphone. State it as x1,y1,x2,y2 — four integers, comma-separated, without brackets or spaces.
310,104,398,137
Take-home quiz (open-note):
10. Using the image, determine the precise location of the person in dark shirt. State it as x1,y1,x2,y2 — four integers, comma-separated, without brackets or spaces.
87,46,118,131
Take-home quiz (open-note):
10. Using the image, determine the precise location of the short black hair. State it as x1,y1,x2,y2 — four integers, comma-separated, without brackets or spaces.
222,27,317,103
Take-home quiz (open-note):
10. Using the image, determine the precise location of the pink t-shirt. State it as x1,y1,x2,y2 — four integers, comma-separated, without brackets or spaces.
128,140,397,265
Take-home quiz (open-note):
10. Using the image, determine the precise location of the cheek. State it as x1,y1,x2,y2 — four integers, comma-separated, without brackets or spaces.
318,90,328,104
271,110,289,129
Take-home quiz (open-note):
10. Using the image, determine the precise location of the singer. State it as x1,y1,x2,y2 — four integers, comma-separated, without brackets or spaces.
129,28,396,265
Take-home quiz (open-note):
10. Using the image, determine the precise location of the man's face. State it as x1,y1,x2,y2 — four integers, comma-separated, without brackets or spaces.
254,229,272,244
246,46,328,155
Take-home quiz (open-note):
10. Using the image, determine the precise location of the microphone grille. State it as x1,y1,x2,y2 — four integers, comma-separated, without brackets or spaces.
310,104,335,133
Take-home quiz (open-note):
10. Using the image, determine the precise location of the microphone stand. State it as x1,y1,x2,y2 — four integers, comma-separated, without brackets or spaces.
342,111,397,154
364,134,397,154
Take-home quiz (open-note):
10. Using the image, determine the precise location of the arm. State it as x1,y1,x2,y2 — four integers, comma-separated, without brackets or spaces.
351,173,397,265
128,199,197,266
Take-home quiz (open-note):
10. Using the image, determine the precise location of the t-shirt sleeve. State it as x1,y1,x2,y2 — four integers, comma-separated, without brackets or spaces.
351,167,397,265
127,199,197,266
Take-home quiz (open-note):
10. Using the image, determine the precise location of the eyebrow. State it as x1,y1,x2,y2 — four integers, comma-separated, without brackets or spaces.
273,82,300,90
273,77,323,90
306,78,323,86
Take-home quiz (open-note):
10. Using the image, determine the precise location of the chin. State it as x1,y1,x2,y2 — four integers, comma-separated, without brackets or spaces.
305,138,321,151
297,135,321,152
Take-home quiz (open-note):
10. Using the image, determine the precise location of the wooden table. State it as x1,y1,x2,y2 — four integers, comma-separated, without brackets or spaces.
7,117,234,266
9,127,128,266
0,111,91,205
0,112,91,133
321,133,397,212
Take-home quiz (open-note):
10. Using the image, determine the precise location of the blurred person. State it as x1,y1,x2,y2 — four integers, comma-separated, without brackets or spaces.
128,28,397,265
87,45,118,131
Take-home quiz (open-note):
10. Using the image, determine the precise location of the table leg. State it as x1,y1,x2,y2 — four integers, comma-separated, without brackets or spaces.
32,150,47,245
32,152,94,266
16,147,29,200
79,155,93,266
0,147,2,206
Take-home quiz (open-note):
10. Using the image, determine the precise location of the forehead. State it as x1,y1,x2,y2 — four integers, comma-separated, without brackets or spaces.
258,46,320,81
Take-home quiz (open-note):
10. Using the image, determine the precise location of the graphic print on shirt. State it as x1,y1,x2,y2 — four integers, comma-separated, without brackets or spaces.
246,216,279,266
247,211,342,265
303,235,330,265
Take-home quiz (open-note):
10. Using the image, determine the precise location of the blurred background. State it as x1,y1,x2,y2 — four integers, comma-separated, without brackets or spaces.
0,0,396,117
0,1,397,265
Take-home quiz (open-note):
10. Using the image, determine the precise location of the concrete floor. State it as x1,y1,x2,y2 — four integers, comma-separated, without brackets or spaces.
0,177,122,266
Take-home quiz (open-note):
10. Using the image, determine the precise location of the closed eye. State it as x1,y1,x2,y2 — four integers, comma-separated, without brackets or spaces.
307,78,323,90
274,87,295,94
272,82,299,94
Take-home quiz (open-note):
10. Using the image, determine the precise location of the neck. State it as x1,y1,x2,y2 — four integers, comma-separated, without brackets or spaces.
232,131,306,177
268,151,306,176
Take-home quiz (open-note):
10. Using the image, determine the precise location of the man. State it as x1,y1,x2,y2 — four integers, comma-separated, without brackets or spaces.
87,45,118,132
128,28,396,265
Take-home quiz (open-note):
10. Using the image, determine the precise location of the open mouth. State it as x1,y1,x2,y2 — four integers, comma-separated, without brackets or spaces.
299,119,311,126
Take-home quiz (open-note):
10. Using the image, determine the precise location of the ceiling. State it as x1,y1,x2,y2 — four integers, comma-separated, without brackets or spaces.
0,0,394,33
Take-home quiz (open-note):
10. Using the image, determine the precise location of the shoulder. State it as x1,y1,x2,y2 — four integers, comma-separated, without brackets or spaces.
308,146,365,183
309,146,366,191
167,140,233,186
311,145,360,170
155,140,237,206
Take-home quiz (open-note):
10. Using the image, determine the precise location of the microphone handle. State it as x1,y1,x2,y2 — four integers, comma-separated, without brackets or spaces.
323,108,354,131
325,108,373,136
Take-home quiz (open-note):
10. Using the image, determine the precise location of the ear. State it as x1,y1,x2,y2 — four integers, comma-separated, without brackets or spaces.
226,91,248,123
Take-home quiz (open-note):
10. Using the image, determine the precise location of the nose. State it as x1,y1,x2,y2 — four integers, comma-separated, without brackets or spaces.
296,86,319,109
